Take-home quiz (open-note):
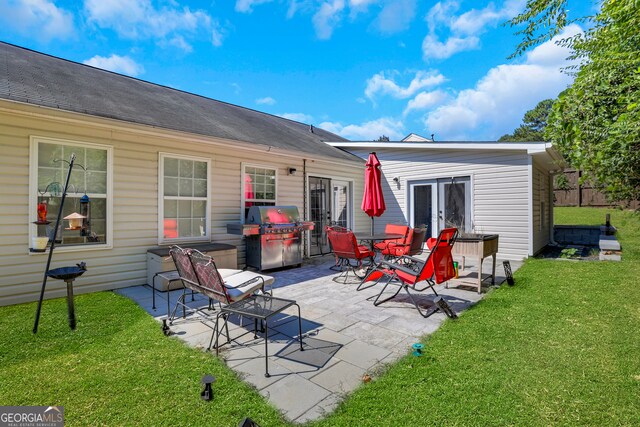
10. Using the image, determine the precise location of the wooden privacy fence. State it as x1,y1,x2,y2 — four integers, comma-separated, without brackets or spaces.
554,169,640,208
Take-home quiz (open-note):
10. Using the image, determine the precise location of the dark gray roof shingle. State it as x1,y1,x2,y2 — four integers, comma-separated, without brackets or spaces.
0,42,358,162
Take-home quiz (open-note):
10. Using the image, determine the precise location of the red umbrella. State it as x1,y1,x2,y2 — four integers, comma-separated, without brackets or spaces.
361,152,386,233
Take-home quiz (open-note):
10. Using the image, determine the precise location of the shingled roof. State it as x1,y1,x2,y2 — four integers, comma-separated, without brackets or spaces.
0,42,357,162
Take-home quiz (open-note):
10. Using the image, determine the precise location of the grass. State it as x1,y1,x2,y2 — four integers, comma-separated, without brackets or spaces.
0,293,285,426
1,207,639,426
554,206,622,225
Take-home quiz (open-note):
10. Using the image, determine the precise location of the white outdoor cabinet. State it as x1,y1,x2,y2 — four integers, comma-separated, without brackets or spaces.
146,243,238,291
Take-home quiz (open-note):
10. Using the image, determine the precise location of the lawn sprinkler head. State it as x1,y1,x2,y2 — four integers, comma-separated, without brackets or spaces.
201,374,216,401
412,343,424,357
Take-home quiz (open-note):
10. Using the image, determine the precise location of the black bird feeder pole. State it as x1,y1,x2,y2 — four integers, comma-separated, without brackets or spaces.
33,153,76,334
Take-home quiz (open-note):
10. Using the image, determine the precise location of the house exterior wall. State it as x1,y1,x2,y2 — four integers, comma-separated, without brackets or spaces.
0,101,365,306
304,159,369,234
532,156,553,254
347,147,532,260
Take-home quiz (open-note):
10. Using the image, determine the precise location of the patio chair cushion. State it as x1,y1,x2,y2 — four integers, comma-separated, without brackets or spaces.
328,229,374,260
373,224,410,251
218,268,243,279
357,244,374,256
225,271,275,302
382,227,428,258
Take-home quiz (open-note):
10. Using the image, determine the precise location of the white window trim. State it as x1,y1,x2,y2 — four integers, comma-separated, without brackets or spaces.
158,152,211,245
240,162,278,223
29,136,114,254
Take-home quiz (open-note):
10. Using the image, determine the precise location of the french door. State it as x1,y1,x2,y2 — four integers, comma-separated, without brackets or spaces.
308,177,352,256
438,177,471,232
409,180,437,239
409,176,471,237
309,177,331,256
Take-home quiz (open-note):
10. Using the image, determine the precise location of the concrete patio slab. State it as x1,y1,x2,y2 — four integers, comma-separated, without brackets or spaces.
260,374,332,421
116,254,522,423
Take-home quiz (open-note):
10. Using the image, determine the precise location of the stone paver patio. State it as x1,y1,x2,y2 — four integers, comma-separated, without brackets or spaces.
117,254,521,423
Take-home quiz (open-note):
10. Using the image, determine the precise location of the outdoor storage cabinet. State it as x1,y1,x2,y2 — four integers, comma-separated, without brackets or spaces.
146,243,238,291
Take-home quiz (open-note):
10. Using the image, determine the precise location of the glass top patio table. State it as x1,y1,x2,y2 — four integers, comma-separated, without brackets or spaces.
221,294,297,320
216,294,304,377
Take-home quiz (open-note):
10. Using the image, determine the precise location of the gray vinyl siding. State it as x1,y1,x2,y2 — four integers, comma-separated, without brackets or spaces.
532,157,552,254
348,147,531,260
305,160,369,235
0,101,363,306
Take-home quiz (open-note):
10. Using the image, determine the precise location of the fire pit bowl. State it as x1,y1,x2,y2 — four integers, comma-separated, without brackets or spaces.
47,266,86,282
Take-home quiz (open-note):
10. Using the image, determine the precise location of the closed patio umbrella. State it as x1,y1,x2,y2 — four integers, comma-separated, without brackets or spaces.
361,152,386,233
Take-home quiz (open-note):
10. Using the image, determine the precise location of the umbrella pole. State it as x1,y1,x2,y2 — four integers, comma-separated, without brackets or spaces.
371,217,374,234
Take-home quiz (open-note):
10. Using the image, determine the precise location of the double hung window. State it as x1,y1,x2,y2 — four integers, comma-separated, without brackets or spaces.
30,137,112,250
160,154,210,242
242,165,276,221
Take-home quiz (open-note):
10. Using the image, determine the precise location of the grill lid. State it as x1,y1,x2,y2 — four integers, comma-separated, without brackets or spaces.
247,206,300,225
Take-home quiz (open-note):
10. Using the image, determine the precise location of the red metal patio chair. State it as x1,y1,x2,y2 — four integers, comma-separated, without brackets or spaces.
363,228,459,317
327,228,375,284
373,223,410,252
325,224,348,271
381,227,428,260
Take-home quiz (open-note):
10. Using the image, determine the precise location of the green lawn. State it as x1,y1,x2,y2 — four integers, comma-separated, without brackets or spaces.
554,206,621,226
1,208,638,426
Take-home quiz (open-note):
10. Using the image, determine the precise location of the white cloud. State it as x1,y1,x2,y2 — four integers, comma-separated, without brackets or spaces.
403,90,449,115
374,0,417,34
0,0,75,40
424,25,581,140
83,54,144,77
365,70,446,101
256,97,276,105
235,0,274,13
250,0,416,39
422,34,479,60
84,0,225,49
349,0,377,8
279,112,314,123
422,0,525,60
166,35,192,52
312,0,345,40
319,117,404,140
211,19,227,47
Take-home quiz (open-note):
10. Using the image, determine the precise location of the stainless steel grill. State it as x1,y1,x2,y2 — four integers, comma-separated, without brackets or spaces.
227,206,314,270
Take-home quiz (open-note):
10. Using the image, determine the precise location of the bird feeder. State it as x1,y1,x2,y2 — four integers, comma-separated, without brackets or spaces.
80,194,91,236
64,212,86,230
37,200,48,223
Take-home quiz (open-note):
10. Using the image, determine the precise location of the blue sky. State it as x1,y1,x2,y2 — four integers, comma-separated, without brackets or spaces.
0,0,593,141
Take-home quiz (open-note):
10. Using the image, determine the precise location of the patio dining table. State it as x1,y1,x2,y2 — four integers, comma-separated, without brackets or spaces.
356,233,404,251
